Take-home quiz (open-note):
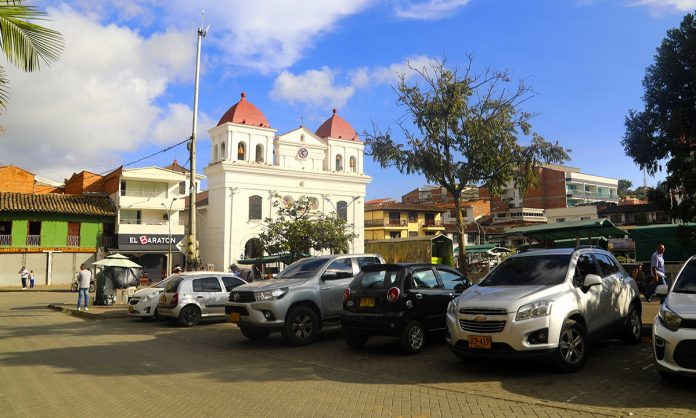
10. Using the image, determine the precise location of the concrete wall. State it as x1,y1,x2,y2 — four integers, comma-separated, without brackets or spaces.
0,251,95,286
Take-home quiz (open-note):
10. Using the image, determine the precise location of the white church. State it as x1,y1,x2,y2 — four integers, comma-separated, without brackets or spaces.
200,92,371,271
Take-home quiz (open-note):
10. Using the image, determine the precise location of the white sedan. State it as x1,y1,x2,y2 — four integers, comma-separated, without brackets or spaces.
128,277,174,320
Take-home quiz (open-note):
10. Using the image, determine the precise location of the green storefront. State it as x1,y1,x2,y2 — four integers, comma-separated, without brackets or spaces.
0,192,116,286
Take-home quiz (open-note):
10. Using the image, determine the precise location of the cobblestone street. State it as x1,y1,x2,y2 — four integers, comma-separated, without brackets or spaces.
0,292,694,417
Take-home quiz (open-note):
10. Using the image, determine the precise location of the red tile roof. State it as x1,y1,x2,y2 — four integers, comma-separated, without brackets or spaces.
0,192,117,216
315,109,361,142
217,92,270,128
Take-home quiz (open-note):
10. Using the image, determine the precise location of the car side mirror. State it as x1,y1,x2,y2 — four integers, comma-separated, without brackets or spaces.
655,284,669,296
583,274,602,287
321,272,338,281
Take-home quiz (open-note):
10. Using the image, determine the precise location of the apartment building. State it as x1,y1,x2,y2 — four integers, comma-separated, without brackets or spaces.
364,199,445,240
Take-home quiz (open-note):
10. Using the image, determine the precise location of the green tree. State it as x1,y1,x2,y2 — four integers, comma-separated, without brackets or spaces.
0,0,63,111
258,195,357,263
622,12,696,221
618,179,633,197
366,59,569,272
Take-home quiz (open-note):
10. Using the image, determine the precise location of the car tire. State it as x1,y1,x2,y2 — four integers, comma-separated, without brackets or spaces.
400,321,426,354
552,319,588,373
89,282,96,293
70,282,78,293
178,305,201,327
621,304,642,344
240,326,271,341
282,306,319,346
343,330,368,349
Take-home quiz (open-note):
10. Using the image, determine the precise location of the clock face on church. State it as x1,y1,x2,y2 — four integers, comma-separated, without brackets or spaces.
297,147,308,159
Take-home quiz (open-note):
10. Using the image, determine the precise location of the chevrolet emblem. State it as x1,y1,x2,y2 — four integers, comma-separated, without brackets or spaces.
472,314,487,321
232,293,239,302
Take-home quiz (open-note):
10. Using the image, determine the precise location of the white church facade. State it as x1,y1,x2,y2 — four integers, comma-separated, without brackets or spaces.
200,93,371,271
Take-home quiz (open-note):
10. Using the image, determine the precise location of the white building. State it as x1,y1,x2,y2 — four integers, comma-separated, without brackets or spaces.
200,93,371,271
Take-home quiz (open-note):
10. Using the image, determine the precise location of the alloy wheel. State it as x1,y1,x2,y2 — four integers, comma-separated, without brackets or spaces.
408,325,424,350
559,328,584,364
292,314,313,339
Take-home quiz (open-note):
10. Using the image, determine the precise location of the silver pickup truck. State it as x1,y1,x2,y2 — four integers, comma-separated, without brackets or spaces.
226,254,384,346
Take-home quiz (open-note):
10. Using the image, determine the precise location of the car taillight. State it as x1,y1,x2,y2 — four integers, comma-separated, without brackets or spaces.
344,288,351,302
386,287,400,302
171,293,178,305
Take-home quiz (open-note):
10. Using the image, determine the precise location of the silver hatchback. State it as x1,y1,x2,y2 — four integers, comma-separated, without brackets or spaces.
158,272,246,327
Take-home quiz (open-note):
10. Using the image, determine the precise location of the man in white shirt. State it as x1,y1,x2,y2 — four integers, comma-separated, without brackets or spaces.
76,264,92,311
648,244,667,303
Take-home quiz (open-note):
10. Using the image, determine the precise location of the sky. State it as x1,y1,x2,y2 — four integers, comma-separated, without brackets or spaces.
0,0,693,199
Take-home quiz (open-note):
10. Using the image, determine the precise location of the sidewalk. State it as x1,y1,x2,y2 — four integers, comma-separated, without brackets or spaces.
0,284,72,292
48,302,129,319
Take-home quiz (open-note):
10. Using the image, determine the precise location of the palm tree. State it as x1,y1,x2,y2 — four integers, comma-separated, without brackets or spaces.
0,0,63,111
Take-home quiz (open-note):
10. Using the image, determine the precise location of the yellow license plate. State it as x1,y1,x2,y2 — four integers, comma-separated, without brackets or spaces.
359,297,375,308
468,335,492,349
229,312,240,323
128,306,135,313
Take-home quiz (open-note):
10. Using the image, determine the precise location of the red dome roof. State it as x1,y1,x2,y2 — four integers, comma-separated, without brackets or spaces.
217,92,270,128
315,109,360,142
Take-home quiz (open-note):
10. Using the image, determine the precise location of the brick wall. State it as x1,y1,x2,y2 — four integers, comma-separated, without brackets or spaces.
64,171,105,195
523,166,567,209
0,166,35,193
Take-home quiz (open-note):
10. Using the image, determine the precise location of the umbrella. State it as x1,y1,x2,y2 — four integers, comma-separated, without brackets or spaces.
92,257,141,268
105,253,130,259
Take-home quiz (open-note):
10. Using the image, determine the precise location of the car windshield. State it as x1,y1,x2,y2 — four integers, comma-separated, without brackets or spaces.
164,276,183,293
479,254,571,287
275,258,327,279
151,277,172,288
673,260,696,294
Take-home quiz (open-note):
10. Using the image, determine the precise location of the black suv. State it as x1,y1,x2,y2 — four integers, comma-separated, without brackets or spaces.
341,263,471,354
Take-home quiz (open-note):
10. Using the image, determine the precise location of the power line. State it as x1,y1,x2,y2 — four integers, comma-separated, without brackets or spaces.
98,137,191,175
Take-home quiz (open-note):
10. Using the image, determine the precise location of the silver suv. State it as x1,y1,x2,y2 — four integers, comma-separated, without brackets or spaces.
226,254,384,345
158,272,247,327
446,248,642,372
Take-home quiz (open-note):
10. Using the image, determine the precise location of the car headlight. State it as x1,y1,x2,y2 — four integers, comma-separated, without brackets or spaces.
447,301,457,316
659,304,682,331
140,295,151,303
515,300,553,321
254,288,288,302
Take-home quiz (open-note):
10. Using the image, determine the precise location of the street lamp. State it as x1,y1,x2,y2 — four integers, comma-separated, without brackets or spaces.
162,198,178,276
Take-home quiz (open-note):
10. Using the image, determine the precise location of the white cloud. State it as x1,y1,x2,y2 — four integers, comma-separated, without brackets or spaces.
151,104,215,144
271,67,355,109
628,0,696,12
0,5,196,180
395,0,471,20
270,56,438,108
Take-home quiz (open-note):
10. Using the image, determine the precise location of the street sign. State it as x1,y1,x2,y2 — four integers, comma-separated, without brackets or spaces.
176,237,187,254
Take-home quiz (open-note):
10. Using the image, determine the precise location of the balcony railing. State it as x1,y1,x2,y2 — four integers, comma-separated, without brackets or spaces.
566,191,618,200
67,235,80,247
120,190,168,198
365,219,408,227
102,236,115,248
119,219,166,225
422,220,444,227
26,235,40,246
0,234,10,246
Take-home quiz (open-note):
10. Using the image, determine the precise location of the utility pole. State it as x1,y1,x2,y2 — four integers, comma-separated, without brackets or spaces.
188,12,209,269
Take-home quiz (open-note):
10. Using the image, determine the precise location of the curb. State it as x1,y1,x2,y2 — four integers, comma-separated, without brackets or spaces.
48,304,129,320
0,288,73,293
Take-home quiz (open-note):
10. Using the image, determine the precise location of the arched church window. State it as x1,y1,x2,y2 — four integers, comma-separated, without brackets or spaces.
238,142,246,161
244,238,263,259
335,154,343,171
337,201,348,220
221,142,226,160
255,144,264,163
249,195,262,220
349,156,356,172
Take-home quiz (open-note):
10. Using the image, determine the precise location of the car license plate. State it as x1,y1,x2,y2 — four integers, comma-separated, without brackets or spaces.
128,306,135,313
468,335,492,349
229,312,240,323
359,297,375,308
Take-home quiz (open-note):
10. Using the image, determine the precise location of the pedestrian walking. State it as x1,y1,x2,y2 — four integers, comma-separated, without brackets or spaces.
76,264,92,311
18,266,29,289
647,243,667,303
29,270,36,289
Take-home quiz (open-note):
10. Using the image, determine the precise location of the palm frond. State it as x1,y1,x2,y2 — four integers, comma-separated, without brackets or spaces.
0,1,63,72
0,65,8,111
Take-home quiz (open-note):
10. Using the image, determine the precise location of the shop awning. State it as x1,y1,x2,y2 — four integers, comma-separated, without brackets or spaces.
454,244,496,254
508,218,626,242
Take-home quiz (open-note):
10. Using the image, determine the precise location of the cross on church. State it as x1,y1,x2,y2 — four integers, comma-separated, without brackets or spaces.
300,115,304,127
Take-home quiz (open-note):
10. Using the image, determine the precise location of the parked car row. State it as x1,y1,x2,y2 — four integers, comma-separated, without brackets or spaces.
128,248,696,378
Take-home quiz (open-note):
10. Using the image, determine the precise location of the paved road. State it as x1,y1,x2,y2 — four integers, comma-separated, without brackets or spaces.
0,292,694,417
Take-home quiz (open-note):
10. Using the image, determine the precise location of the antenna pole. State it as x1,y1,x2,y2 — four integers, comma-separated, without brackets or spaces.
188,11,208,269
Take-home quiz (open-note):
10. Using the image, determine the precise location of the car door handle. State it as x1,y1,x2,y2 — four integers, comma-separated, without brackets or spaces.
197,296,204,299
415,293,423,300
